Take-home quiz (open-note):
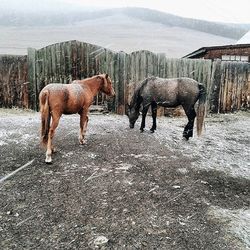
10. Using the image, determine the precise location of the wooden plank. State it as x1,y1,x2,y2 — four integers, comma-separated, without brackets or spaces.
117,51,126,114
27,48,37,110
210,60,222,113
71,40,78,80
55,43,61,82
124,52,131,108
113,53,119,113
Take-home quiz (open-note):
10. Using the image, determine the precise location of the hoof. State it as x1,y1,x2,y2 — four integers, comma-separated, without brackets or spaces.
79,140,86,145
150,129,155,133
45,152,52,164
182,136,189,141
45,158,52,164
140,129,144,133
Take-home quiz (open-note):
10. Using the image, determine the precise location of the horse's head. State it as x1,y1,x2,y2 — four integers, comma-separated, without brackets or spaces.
98,74,115,97
127,104,140,129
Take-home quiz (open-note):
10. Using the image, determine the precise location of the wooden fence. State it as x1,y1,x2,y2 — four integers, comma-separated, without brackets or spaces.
0,55,28,108
1,40,250,114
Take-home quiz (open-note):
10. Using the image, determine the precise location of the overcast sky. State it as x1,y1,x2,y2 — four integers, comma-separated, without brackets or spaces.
1,0,250,24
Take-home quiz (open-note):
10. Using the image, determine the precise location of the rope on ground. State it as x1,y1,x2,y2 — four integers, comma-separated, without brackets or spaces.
0,159,35,184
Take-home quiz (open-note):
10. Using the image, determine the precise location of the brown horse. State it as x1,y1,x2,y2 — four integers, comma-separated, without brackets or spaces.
39,74,115,163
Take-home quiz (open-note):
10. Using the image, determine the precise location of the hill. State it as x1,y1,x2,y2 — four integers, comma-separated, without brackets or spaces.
0,7,247,57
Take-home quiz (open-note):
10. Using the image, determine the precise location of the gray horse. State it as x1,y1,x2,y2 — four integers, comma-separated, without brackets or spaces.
127,76,206,140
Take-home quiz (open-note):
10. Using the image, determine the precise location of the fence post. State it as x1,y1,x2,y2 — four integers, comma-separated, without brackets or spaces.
209,60,222,113
117,51,126,114
27,48,37,110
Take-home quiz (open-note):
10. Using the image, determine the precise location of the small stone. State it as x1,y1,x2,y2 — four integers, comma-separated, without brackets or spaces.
172,185,181,189
93,236,109,246
200,180,208,184
177,168,188,174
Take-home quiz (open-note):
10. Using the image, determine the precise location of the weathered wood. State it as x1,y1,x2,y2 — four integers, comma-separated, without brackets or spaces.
0,55,28,108
27,48,37,110
117,52,126,114
209,60,222,113
1,41,250,114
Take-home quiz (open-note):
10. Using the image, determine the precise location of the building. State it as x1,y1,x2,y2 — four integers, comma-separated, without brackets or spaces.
183,44,250,62
183,31,250,62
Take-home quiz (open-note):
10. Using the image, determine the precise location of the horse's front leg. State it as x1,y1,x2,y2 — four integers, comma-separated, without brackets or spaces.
79,109,89,145
140,105,149,132
150,101,157,133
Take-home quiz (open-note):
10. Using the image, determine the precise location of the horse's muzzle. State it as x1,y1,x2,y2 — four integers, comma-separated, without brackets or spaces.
129,123,134,129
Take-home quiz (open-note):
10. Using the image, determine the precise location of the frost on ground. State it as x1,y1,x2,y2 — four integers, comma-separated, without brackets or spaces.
0,108,249,249
153,113,250,179
208,207,250,249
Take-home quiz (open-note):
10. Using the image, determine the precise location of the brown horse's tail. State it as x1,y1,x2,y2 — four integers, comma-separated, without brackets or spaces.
197,84,206,137
39,90,51,146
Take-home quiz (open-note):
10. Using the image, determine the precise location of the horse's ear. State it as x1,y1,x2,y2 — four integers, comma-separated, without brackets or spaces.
105,74,109,79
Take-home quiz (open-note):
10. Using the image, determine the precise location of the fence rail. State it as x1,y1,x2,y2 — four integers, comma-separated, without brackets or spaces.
1,40,250,114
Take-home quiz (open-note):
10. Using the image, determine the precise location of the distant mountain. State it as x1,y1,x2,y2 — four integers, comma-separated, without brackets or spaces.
0,7,247,57
0,7,248,40
113,8,247,40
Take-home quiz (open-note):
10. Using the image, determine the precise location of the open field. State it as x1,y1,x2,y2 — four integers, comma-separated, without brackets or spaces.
0,109,249,249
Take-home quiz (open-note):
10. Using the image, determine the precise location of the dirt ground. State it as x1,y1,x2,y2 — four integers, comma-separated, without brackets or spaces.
0,108,249,250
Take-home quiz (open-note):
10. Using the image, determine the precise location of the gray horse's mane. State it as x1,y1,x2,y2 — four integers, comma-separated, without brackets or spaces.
130,76,156,108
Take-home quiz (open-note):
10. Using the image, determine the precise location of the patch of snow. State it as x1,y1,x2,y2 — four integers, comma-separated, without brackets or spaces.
0,141,7,146
153,114,250,179
208,207,250,249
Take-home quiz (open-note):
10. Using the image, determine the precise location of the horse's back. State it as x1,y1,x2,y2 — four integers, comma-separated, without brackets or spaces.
176,77,201,104
139,77,201,107
39,83,89,114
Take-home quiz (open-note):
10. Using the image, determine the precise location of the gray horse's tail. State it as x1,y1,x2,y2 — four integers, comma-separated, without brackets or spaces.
197,84,206,137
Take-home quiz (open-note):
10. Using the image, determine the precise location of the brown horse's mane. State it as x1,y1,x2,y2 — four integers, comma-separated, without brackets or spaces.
74,74,103,83
73,74,107,94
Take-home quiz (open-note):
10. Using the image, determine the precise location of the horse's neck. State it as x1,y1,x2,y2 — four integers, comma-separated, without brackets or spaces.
80,78,101,96
131,88,142,110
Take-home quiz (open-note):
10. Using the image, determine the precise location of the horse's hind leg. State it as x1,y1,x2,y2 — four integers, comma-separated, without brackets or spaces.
45,113,61,163
140,105,149,132
79,109,89,144
183,105,196,140
150,101,157,133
